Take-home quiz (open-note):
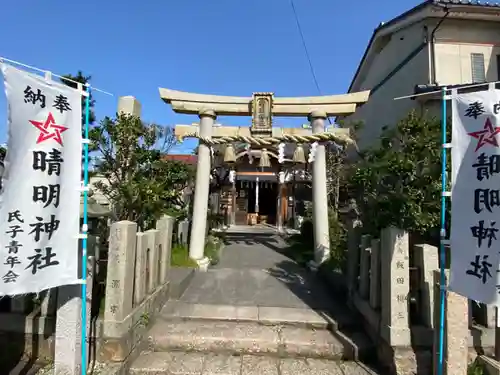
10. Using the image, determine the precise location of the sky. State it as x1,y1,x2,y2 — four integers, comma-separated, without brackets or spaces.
0,0,423,154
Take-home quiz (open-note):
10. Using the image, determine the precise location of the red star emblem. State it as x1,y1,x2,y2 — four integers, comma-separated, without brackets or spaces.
29,112,68,146
468,117,500,152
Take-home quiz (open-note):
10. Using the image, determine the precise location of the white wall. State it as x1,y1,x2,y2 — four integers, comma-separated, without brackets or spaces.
344,21,430,151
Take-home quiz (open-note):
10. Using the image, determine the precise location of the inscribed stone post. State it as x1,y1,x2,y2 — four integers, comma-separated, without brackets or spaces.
358,234,371,299
134,233,147,306
369,239,381,309
104,221,137,326
156,215,174,284
54,255,95,375
432,270,468,375
380,227,410,346
414,244,439,328
145,229,159,293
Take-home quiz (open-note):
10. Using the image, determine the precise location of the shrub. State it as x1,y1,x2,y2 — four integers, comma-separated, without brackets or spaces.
170,243,197,268
327,210,347,271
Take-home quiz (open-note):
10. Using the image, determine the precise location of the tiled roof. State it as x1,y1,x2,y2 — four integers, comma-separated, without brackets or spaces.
435,0,500,7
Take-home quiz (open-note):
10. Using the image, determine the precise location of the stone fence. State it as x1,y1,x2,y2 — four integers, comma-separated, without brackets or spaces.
0,215,196,373
346,225,488,374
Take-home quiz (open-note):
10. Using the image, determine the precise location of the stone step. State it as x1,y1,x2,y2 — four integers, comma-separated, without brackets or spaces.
160,301,339,329
159,302,374,362
129,351,379,375
147,319,368,361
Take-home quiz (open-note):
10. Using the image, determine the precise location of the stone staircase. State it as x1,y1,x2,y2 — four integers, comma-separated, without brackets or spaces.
129,300,379,374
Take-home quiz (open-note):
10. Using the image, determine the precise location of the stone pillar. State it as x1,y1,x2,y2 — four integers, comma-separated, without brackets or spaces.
346,202,362,297
134,233,147,306
88,235,100,276
277,171,285,231
369,239,381,309
118,96,142,116
157,215,174,284
188,109,216,268
255,177,260,213
468,302,473,328
414,244,439,328
145,229,159,292
54,255,95,375
309,110,330,266
495,309,500,360
231,175,236,226
486,304,496,328
358,235,371,299
276,187,282,230
380,227,410,346
432,270,468,375
40,288,58,316
104,221,137,326
180,219,189,245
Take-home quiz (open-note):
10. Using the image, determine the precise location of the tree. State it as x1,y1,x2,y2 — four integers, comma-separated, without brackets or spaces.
325,145,344,212
60,71,98,174
90,113,193,229
325,120,363,212
60,71,96,126
348,111,449,242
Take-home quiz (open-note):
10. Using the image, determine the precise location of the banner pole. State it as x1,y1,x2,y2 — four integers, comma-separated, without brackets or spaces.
81,85,91,375
437,86,448,375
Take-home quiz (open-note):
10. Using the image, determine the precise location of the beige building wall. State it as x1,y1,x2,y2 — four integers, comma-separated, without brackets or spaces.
434,20,500,85
344,21,430,151
344,18,500,150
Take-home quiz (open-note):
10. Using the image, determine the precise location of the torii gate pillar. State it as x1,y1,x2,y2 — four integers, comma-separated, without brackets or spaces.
309,110,330,268
189,109,216,268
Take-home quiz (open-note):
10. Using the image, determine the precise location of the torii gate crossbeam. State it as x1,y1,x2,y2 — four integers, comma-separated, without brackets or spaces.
159,88,369,271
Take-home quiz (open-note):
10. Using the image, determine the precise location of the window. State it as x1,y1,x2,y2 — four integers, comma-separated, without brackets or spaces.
471,53,486,83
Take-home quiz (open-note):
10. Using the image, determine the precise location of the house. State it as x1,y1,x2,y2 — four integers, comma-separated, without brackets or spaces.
340,0,500,150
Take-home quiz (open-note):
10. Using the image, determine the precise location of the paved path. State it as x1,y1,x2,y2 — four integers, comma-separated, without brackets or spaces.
180,227,339,311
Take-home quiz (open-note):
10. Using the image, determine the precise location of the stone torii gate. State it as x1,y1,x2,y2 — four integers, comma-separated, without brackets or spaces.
159,88,369,270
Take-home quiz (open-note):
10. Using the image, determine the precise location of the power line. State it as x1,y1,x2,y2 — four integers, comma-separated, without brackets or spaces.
289,0,322,95
289,0,333,125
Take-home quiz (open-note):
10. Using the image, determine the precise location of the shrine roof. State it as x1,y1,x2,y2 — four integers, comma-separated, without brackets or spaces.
162,154,198,165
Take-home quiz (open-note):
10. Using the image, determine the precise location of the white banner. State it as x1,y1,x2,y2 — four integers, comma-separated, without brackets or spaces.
0,64,82,295
449,86,500,304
